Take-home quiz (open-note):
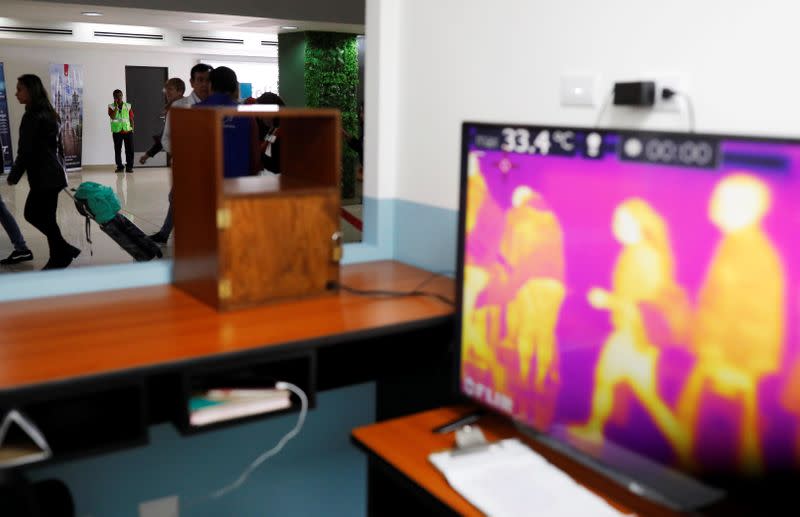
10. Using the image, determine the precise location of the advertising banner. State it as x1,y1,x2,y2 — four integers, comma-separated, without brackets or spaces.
49,63,83,171
0,63,13,172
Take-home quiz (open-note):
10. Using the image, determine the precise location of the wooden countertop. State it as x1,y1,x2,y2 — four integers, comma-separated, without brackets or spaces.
0,261,454,392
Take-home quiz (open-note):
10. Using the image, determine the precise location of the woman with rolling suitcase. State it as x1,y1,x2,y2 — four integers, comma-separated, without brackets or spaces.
7,74,80,270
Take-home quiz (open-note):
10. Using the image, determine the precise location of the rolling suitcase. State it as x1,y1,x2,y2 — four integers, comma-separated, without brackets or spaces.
65,185,162,261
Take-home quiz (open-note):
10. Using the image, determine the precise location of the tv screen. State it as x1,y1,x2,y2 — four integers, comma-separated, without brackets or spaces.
458,123,800,501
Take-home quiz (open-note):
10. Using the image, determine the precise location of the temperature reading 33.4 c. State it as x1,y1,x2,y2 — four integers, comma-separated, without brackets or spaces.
501,127,552,155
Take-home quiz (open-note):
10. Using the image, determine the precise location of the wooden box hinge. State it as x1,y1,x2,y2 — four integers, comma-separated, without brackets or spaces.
218,278,232,300
216,207,232,230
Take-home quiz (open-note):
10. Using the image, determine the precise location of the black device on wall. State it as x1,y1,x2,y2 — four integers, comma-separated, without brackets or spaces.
613,80,656,106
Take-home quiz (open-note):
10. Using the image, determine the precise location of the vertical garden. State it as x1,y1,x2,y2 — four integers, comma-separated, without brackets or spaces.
279,32,359,199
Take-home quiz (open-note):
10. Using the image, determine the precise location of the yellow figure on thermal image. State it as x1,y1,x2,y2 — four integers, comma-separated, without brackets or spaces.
462,265,493,366
466,152,487,234
570,199,691,457
500,186,566,390
677,174,785,473
462,152,507,388
462,264,507,391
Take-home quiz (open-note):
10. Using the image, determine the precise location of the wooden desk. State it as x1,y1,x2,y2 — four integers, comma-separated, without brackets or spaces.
0,261,456,465
0,261,453,391
353,407,690,517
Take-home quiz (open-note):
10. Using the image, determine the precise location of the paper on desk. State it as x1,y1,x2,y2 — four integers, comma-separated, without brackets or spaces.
429,438,628,517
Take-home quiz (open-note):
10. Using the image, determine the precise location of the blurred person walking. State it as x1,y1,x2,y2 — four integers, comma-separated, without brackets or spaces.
7,74,80,269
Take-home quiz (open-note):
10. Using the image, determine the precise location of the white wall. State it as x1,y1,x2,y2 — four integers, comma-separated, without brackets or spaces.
0,43,194,165
362,0,401,200
370,0,800,211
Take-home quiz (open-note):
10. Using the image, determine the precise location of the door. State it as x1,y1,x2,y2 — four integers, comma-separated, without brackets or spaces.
125,66,168,167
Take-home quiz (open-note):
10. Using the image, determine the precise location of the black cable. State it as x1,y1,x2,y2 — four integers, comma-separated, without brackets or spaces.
662,87,696,133
411,270,455,293
337,281,455,307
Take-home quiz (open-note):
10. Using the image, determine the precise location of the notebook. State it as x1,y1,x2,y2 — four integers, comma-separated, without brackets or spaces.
429,438,628,517
189,388,291,427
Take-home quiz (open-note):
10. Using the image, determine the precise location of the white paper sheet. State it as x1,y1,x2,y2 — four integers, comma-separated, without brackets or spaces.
429,438,629,517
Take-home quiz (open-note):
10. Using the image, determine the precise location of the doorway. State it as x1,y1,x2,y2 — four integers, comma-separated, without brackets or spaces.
125,66,168,167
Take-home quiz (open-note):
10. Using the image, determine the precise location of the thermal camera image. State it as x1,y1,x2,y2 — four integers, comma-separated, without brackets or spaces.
460,135,800,474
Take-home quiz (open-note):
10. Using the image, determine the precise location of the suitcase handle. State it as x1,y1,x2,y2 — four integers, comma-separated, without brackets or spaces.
63,187,77,201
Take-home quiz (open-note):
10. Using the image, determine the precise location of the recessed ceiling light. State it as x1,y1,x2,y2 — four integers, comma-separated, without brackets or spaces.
81,11,103,17
189,19,209,24
281,25,298,30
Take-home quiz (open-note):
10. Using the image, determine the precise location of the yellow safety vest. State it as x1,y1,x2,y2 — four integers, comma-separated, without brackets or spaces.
109,102,132,133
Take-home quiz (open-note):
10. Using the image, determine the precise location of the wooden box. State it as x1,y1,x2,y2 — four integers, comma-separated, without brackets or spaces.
169,106,342,311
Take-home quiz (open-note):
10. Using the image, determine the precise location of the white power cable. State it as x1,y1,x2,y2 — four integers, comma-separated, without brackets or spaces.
210,381,308,499
176,381,308,516
676,92,696,133
593,89,615,128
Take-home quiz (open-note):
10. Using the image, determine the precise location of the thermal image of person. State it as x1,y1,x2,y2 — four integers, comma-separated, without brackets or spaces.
570,198,690,457
500,186,566,390
462,264,494,369
462,152,505,388
677,173,785,473
466,152,487,235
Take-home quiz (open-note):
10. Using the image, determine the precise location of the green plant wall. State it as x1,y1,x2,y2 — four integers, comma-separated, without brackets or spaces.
304,32,359,199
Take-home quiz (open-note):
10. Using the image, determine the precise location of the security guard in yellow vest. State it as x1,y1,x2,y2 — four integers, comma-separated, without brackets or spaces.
108,89,135,172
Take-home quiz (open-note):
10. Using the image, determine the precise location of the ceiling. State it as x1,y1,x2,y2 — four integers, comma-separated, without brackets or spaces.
0,0,364,35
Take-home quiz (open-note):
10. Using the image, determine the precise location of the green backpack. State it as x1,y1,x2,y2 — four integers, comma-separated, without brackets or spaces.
74,182,121,224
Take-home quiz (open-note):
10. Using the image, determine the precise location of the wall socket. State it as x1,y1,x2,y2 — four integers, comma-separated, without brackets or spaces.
560,75,597,107
139,495,179,517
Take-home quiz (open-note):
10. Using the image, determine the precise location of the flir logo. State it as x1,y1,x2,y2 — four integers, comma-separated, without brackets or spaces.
463,377,513,413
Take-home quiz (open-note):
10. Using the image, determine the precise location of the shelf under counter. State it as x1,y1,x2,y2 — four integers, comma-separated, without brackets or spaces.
222,174,338,198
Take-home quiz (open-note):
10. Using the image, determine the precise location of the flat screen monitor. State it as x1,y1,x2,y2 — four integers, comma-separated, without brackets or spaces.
457,123,800,510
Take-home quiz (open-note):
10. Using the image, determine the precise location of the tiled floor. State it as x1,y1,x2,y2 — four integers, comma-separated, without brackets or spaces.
0,166,363,273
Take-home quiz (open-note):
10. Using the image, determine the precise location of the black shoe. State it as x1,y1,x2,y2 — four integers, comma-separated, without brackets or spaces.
126,166,134,173
42,245,80,270
149,232,168,245
0,249,33,265
115,166,124,173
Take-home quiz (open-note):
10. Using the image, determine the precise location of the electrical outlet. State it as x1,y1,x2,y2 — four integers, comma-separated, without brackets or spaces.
560,75,597,107
139,495,179,517
653,76,686,113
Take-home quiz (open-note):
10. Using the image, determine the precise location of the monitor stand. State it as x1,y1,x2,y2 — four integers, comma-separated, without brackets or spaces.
515,422,726,513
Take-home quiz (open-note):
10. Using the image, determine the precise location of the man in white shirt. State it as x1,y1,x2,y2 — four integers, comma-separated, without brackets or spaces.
150,63,213,244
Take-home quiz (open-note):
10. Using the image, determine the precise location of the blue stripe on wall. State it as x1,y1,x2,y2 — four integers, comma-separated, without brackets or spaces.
393,199,458,275
28,382,375,517
341,196,395,264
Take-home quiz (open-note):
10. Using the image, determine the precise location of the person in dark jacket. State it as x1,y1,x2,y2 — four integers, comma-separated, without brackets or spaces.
7,74,80,270
196,67,258,178
254,91,285,174
139,77,186,166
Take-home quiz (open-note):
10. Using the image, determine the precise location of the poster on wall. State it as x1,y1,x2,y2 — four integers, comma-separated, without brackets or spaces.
0,63,13,173
49,63,83,171
239,82,253,100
